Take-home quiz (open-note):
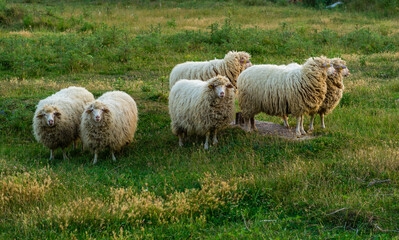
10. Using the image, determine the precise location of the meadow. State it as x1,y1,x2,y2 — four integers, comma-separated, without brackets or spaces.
1,0,399,239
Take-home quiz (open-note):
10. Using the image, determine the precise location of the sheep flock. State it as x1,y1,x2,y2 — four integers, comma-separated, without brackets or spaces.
32,51,349,163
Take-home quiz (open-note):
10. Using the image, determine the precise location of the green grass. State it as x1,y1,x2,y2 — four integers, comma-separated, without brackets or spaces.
1,0,399,239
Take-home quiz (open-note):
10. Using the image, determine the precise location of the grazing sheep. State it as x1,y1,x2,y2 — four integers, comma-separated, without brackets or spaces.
237,56,335,137
33,87,95,160
80,91,138,164
169,51,252,89
169,75,235,149
308,58,349,131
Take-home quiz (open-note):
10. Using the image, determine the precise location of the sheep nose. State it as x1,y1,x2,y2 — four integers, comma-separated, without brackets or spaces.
95,116,100,121
48,120,54,126
220,92,225,97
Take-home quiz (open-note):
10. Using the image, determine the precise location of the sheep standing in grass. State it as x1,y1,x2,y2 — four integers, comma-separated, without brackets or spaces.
169,51,252,89
169,76,235,149
33,87,95,160
308,58,349,131
80,91,138,164
237,56,335,137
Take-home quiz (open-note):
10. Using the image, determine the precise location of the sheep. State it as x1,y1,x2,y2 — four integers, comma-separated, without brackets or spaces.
237,56,335,137
169,51,252,89
308,58,349,131
80,91,138,164
33,86,95,160
169,75,235,149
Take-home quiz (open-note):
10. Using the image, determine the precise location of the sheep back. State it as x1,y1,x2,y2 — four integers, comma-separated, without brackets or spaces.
169,51,251,88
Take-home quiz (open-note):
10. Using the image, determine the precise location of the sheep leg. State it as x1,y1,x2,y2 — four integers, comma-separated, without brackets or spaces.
251,117,257,132
178,134,183,147
308,114,315,132
93,151,98,165
320,113,326,129
282,115,290,128
62,149,68,160
300,115,306,135
204,132,210,150
111,151,116,162
212,130,218,145
245,118,253,133
49,149,54,160
296,116,302,138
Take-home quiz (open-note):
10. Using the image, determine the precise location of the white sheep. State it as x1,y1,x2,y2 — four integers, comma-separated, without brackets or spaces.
169,51,252,89
308,58,349,131
237,56,335,137
80,91,138,164
169,75,235,149
33,86,95,160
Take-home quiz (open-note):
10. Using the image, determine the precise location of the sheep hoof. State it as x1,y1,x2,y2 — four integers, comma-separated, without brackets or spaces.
296,132,302,138
111,153,116,162
213,139,218,145
321,125,326,129
204,143,209,150
301,130,307,135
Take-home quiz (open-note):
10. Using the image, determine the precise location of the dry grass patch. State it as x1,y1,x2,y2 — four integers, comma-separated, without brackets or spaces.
45,173,254,229
0,168,56,215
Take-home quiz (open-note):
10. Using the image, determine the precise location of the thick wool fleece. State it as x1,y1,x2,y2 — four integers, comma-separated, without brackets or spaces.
169,76,235,136
80,91,138,153
169,51,251,89
314,58,346,116
237,57,330,119
33,86,94,150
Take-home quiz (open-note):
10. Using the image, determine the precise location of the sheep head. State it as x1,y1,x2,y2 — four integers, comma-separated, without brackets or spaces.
85,101,110,123
225,51,252,71
311,56,335,75
207,75,234,98
331,58,350,77
36,105,61,127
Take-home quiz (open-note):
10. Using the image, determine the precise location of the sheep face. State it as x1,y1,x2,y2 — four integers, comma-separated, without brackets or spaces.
36,105,61,127
208,76,234,98
238,52,252,70
85,102,109,123
332,58,350,77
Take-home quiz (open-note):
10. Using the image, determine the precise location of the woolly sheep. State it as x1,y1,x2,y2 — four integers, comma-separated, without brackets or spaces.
80,91,138,164
237,56,335,137
33,86,95,160
169,51,252,89
308,58,349,131
169,75,235,149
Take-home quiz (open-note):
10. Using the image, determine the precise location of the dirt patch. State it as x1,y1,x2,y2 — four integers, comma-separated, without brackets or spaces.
232,113,317,141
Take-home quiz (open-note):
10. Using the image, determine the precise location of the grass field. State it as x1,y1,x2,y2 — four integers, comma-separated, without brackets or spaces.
1,0,399,239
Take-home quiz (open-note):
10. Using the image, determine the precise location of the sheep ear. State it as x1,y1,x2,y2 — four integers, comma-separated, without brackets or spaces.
54,112,61,117
36,113,45,118
208,84,214,89
226,84,234,88
86,108,93,113
103,108,110,113
340,65,347,69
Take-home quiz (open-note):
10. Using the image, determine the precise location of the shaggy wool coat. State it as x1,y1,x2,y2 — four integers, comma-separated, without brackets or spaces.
80,91,138,153
33,86,94,150
169,76,235,136
237,57,331,119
